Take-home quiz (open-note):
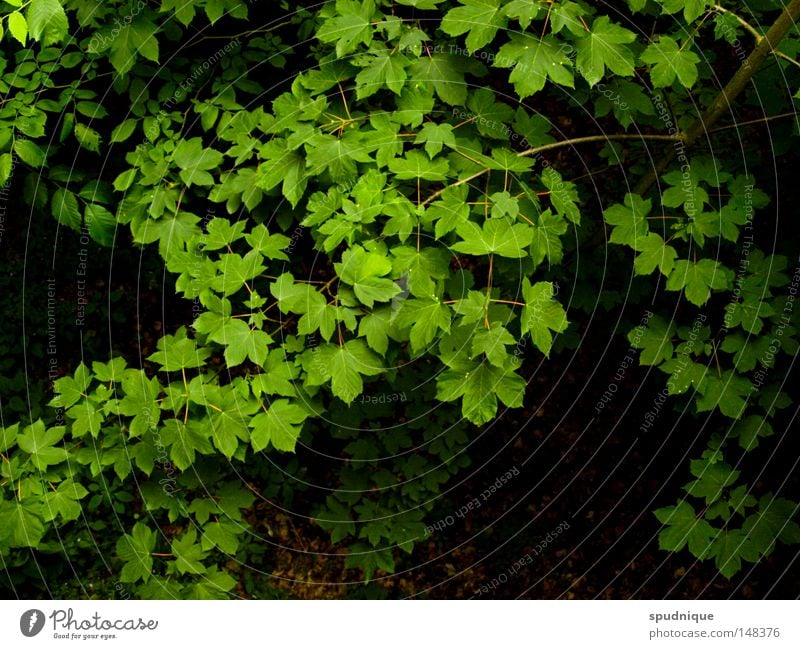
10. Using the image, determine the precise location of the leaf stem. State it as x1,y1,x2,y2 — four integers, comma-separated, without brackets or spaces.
491,298,525,306
484,254,494,330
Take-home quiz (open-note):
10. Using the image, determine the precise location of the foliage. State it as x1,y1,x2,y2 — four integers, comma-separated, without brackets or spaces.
0,0,798,596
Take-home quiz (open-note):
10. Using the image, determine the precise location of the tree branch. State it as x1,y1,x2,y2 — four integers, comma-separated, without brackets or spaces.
517,133,683,158
713,4,800,71
635,0,800,195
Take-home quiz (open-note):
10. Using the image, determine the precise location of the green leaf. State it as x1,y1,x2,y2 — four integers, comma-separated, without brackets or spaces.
250,399,308,452
495,34,575,98
410,53,483,106
256,139,307,207
305,131,372,183
316,0,375,56
116,523,155,583
452,219,534,258
17,420,68,470
725,293,775,335
594,78,656,127
113,169,137,192
530,209,567,267
0,154,11,186
358,309,391,355
513,109,554,146
101,17,160,75
684,459,740,504
92,356,128,383
395,0,444,7
0,500,45,548
732,415,774,451
49,364,93,408
8,11,28,45
171,529,208,575
208,390,254,459
207,317,272,367
603,193,650,245
452,290,489,324
654,501,715,558
67,400,104,438
541,168,580,224
0,423,19,453
75,122,101,153
393,298,452,353
202,218,246,251
336,247,402,307
85,204,116,246
743,496,800,555
575,16,636,87
484,147,536,172
212,251,266,296
270,273,323,314
110,118,137,143
436,363,525,425
521,280,568,357
661,0,709,23
489,191,518,219
146,331,212,371
667,259,732,307
633,233,677,276
205,0,225,23
628,315,675,365
173,137,223,187
162,419,210,471
708,529,757,578
250,350,298,397
503,0,544,29
201,522,241,555
695,370,752,419
430,194,470,239
471,322,516,366
415,123,456,158
660,359,707,395
44,479,89,522
345,543,395,582
728,485,757,517
14,139,46,167
466,88,515,138
117,370,161,437
245,224,291,260
641,36,701,88
441,0,507,52
309,340,383,403
355,51,408,98
51,188,81,230
548,0,584,34
26,0,67,46
389,150,449,181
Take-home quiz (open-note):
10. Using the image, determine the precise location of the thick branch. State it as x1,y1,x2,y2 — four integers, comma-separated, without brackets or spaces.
635,0,800,195
714,4,800,70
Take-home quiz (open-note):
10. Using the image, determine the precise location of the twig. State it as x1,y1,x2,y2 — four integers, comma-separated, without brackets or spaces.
422,134,682,207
